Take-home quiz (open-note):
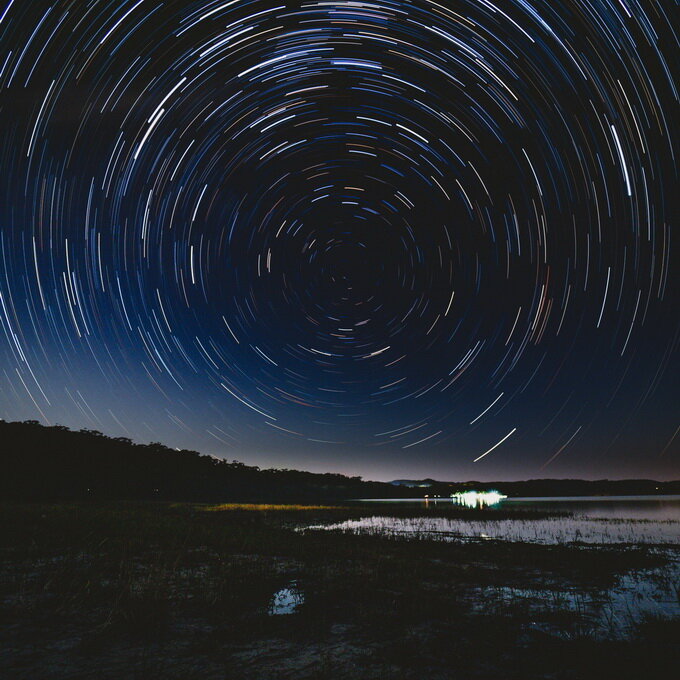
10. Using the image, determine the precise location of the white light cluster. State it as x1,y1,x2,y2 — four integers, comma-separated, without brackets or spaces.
450,490,507,508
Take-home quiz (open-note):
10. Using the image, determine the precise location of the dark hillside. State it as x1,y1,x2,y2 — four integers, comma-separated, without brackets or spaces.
1,420,677,501
0,420,389,502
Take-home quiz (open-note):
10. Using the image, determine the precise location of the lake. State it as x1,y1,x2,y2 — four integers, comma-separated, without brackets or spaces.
324,495,680,544
352,494,680,521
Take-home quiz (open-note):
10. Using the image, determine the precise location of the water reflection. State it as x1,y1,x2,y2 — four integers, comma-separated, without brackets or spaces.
268,581,304,616
505,496,680,521
356,495,680,521
305,515,679,545
450,490,507,508
301,506,680,638
477,562,680,640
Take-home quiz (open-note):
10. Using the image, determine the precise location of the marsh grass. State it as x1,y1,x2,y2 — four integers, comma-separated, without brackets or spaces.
203,503,338,512
0,501,677,679
306,513,680,545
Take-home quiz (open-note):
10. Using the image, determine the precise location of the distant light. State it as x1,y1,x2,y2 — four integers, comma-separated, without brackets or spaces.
450,490,507,508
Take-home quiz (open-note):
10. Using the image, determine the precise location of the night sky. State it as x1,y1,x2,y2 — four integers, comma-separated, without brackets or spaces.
0,0,677,481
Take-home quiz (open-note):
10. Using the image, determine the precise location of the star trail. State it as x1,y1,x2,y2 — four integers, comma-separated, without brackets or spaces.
0,0,677,480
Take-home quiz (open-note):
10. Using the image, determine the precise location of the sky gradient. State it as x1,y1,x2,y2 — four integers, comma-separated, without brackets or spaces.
0,0,677,481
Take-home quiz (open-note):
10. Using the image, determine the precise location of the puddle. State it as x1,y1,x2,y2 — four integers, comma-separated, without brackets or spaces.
477,550,679,638
269,581,304,615
300,516,679,637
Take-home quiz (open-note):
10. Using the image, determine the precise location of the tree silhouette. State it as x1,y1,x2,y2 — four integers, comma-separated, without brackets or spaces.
0,419,676,502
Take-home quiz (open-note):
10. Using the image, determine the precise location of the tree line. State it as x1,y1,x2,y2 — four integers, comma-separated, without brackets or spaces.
1,419,676,502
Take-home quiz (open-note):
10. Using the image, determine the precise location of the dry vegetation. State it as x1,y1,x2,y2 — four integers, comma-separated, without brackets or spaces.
0,502,677,679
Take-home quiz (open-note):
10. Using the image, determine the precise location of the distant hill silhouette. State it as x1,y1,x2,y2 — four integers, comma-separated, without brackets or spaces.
0,420,387,502
1,420,678,502
390,478,680,498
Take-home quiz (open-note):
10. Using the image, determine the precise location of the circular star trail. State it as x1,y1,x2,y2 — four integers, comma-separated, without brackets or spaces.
0,0,677,477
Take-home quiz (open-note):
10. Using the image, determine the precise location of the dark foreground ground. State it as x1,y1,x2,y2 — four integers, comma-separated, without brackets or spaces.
0,502,678,679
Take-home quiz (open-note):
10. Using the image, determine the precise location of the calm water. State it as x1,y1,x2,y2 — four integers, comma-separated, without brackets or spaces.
302,495,680,636
307,514,679,545
329,496,680,544
354,495,680,521
504,495,680,520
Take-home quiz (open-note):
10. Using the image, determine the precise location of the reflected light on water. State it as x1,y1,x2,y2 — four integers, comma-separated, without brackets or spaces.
269,581,304,616
451,490,507,508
